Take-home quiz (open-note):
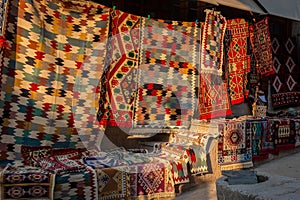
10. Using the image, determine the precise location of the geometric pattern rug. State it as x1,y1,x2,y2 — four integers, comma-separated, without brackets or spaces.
269,31,300,108
224,18,250,105
249,17,274,77
217,119,253,170
0,0,109,164
97,10,141,128
132,18,200,135
0,164,55,200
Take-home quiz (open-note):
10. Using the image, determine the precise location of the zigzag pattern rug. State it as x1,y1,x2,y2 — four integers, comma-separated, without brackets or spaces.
132,18,200,135
200,9,226,75
0,0,110,165
97,10,140,128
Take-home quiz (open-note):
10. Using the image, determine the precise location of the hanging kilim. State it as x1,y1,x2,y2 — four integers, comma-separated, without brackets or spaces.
97,10,140,128
200,9,226,75
96,166,130,200
246,119,269,161
249,17,274,76
268,35,300,107
0,0,110,165
224,18,250,105
198,73,232,119
217,119,253,170
54,165,98,200
132,18,200,135
0,164,55,200
128,162,175,200
268,118,295,152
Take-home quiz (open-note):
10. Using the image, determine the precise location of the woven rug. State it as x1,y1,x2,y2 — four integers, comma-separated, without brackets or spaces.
200,9,226,75
0,0,110,164
224,18,250,105
246,119,269,161
54,165,98,200
269,35,300,107
249,17,274,77
132,18,200,135
268,119,295,152
96,166,130,200
0,164,55,200
97,10,141,128
198,73,232,119
217,120,253,170
128,162,175,200
293,119,300,147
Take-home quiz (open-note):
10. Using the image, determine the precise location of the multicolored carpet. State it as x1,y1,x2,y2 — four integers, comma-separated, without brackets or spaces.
132,18,200,135
217,119,253,170
97,10,141,128
0,165,55,200
246,119,269,161
224,18,250,105
0,0,110,165
249,17,274,77
200,9,226,75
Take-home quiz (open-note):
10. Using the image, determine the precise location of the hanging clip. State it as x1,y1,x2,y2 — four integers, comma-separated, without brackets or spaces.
113,5,116,11
195,19,199,24
147,14,150,19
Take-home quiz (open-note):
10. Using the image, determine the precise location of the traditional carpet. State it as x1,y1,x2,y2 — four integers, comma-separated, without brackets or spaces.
132,17,200,135
0,164,55,200
293,119,300,147
200,9,226,75
249,17,274,77
0,0,8,36
97,9,141,128
128,162,175,200
38,156,87,175
269,35,300,107
0,0,110,164
224,18,250,105
184,146,208,174
54,165,98,200
268,118,295,152
21,145,53,167
96,166,130,200
198,73,232,119
246,119,269,161
217,120,253,170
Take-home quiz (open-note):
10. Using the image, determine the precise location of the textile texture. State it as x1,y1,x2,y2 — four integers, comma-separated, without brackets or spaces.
54,165,98,200
224,18,250,105
293,119,300,147
249,17,274,76
217,120,253,170
132,18,200,135
96,166,130,200
268,119,295,152
246,119,269,161
128,162,175,200
0,0,110,165
0,165,55,200
269,34,300,107
198,73,232,119
200,9,226,75
97,10,140,128
21,145,53,167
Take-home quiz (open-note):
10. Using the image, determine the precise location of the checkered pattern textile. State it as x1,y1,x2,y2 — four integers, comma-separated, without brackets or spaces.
0,0,110,164
132,18,200,135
